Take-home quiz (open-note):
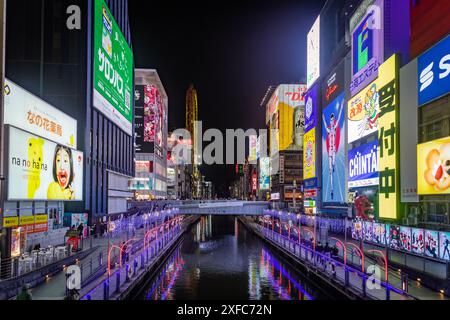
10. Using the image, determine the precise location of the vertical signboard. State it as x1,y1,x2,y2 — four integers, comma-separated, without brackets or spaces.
249,135,257,163
307,16,320,89
304,85,318,134
93,0,134,135
259,157,271,190
377,54,399,220
322,92,346,203
349,0,384,97
303,128,316,180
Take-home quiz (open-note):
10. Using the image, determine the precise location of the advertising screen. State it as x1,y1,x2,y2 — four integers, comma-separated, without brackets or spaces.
323,62,345,106
347,79,381,144
303,128,316,180
304,85,318,133
373,223,387,245
352,221,363,240
259,157,271,190
389,225,401,250
411,228,424,255
348,140,379,188
418,137,450,195
418,34,450,106
439,232,450,261
307,16,320,89
364,221,373,242
377,54,400,220
8,127,84,201
322,92,346,203
350,0,384,97
93,0,134,135
399,227,412,252
425,230,439,259
4,79,78,149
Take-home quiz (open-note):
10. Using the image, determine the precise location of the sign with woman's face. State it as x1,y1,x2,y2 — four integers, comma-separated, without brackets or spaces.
7,126,84,201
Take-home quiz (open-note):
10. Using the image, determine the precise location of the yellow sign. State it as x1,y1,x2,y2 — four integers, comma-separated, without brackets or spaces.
35,214,49,224
279,102,295,151
418,136,450,195
377,54,400,220
20,216,35,226
303,128,316,180
3,217,19,228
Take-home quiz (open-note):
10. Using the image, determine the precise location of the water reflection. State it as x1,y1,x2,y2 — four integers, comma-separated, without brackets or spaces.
141,216,324,300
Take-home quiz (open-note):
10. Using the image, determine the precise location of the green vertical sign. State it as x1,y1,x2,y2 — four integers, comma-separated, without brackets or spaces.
93,0,133,135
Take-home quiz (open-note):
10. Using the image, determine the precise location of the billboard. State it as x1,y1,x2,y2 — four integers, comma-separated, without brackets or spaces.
411,228,424,255
418,34,450,106
307,16,320,89
377,54,400,220
4,79,78,149
350,0,384,97
347,79,381,144
373,223,387,245
323,62,345,106
259,157,270,190
134,84,165,157
322,92,346,203
93,0,134,135
303,128,316,180
7,126,84,201
348,140,379,188
249,135,257,163
417,137,450,195
425,230,439,259
304,85,318,133
399,227,412,252
440,232,450,261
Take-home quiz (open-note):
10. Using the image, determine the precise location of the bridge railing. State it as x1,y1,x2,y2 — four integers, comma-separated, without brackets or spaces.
254,223,416,301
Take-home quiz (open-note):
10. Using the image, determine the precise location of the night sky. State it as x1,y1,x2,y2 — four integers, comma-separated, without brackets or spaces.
128,0,326,196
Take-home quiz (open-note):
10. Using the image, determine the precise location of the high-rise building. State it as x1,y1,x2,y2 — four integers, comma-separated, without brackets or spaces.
132,69,168,200
1,0,134,277
185,84,201,199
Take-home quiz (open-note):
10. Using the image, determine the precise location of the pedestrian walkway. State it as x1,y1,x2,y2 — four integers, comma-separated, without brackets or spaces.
251,218,448,300
326,231,449,300
30,228,146,300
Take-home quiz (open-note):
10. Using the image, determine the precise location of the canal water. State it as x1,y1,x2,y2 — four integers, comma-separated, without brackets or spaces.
137,216,328,300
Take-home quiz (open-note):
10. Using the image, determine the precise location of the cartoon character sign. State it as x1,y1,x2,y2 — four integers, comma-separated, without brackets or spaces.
364,221,373,242
425,230,439,259
411,228,425,255
399,227,412,252
373,223,387,245
352,221,363,240
322,92,346,203
389,226,401,250
418,138,450,195
439,232,450,261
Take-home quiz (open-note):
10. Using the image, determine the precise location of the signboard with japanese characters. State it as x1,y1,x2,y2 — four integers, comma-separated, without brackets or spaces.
377,54,399,220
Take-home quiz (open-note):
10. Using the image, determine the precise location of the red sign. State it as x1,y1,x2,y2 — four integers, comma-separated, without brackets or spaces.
304,189,318,198
252,173,257,192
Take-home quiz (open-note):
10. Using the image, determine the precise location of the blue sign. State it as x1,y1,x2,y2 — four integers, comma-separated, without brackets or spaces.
322,92,346,203
348,140,379,188
304,178,317,189
304,85,318,133
418,34,450,106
